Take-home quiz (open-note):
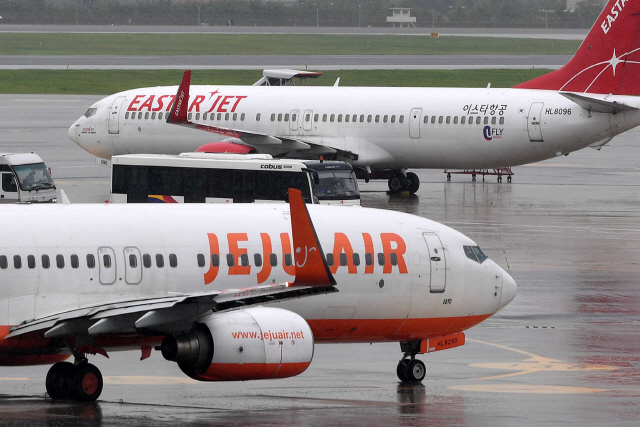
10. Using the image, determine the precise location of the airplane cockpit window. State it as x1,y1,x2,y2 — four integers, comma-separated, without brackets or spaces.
84,108,97,118
463,245,488,264
13,163,55,192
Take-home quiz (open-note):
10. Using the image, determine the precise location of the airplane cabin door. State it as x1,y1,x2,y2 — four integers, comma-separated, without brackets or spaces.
303,109,313,131
423,232,446,293
290,110,300,131
124,247,142,284
108,96,127,135
527,102,544,142
409,108,422,139
98,247,117,285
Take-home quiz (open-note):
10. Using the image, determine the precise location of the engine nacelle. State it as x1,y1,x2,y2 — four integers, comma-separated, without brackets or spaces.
160,307,314,381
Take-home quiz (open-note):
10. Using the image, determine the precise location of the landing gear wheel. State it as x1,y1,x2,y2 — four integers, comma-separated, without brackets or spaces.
497,176,503,183
472,174,476,182
388,175,404,194
46,361,73,400
406,172,420,194
69,362,103,402
396,359,410,382
446,173,451,181
406,359,426,382
507,176,512,183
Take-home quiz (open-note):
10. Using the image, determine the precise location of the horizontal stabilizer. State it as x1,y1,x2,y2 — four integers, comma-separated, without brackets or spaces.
560,92,639,114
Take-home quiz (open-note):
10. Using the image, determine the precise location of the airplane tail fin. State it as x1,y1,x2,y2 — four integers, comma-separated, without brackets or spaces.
288,189,336,287
167,70,191,124
515,0,640,95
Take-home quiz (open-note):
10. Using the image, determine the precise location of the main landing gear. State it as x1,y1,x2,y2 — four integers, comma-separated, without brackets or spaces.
388,171,420,194
46,345,104,402
396,341,426,383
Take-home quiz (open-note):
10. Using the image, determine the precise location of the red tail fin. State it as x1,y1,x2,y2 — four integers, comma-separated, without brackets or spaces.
288,189,336,287
515,0,640,95
167,70,191,124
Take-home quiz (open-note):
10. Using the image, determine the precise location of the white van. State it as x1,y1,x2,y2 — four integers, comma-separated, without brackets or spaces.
0,153,56,203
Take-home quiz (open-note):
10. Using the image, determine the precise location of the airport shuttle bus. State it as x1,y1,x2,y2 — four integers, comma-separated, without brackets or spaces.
0,153,56,203
110,153,360,205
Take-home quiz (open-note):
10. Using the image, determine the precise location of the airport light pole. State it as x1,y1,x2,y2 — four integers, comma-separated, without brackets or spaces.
542,9,553,29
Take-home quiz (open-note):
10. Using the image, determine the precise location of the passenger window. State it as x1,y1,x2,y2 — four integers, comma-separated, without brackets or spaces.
431,116,436,124
197,254,205,267
484,117,489,124
461,116,466,124
197,113,201,120
322,114,327,122
42,255,50,269
71,255,79,269
254,254,262,267
129,254,137,268
384,115,388,123
145,112,149,120
226,253,234,267
423,116,428,124
330,114,335,122
352,114,357,122
446,116,451,124
158,112,163,120
326,253,334,266
476,117,482,124
338,114,342,122
377,253,385,266
56,255,64,269
284,114,289,121
256,113,261,121
345,115,350,123
151,112,156,120
13,255,21,269
292,113,297,121
367,115,372,123
438,116,443,124
499,117,505,125
241,254,249,267
284,253,292,267
365,253,373,266
156,254,164,268
169,254,177,268
0,255,7,269
360,115,365,122
271,113,276,121
217,113,222,120
103,254,111,268
233,113,237,121
305,114,310,122
225,113,230,121
87,254,95,269
491,117,497,125
353,253,360,266
143,254,151,268
391,115,396,123
278,113,283,121
469,117,474,125
211,254,220,267
339,253,347,266
269,253,278,266
203,113,207,120
453,116,458,124
314,114,319,122
27,255,35,269
390,253,398,266
399,115,404,123
137,112,142,119
125,112,129,119
187,113,192,120
375,115,380,123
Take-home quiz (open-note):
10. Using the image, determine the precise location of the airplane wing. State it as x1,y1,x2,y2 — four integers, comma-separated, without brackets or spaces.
252,69,323,86
5,189,336,340
166,71,357,159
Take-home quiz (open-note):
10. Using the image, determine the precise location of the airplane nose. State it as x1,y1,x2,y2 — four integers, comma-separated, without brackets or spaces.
499,270,517,310
68,123,78,145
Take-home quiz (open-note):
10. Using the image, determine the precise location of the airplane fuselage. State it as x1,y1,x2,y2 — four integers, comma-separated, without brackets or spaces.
70,85,640,170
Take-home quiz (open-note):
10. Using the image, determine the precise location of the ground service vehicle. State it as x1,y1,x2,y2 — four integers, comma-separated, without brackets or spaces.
0,153,56,203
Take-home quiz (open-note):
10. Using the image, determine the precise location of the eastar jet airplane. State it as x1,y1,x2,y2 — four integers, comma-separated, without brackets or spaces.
0,190,515,402
69,0,640,194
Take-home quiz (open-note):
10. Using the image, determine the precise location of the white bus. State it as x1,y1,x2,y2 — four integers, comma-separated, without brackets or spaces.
0,153,56,203
111,153,318,204
110,153,360,205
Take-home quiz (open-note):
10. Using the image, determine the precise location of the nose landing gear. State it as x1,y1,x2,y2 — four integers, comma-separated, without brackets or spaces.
388,171,420,194
397,341,427,383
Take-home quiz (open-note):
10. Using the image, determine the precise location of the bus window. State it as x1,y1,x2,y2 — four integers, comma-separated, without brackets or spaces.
205,169,233,200
254,171,312,203
149,166,182,197
183,168,205,203
312,169,359,202
233,170,255,203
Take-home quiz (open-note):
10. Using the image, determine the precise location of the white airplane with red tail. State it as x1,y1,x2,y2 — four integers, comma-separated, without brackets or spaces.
69,0,640,193
0,190,515,401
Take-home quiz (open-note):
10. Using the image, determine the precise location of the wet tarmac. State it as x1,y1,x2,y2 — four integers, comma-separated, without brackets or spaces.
1,94,640,425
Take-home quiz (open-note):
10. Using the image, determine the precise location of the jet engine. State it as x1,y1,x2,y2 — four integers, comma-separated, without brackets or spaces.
159,307,314,381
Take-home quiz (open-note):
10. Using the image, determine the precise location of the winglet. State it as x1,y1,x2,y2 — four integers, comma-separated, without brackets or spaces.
288,189,336,287
167,70,191,124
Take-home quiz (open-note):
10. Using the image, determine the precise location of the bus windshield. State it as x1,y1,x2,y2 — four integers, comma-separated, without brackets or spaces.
12,163,55,191
314,169,360,200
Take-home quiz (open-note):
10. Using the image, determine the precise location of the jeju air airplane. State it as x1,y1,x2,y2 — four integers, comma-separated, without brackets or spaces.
68,0,640,194
0,190,516,402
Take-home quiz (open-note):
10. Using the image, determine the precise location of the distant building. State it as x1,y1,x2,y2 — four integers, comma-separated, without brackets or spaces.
386,8,416,28
566,0,607,12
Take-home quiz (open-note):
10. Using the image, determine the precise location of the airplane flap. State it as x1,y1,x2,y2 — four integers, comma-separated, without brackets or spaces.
560,92,639,114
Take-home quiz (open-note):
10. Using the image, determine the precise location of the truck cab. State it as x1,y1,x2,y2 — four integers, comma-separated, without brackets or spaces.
0,153,56,203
